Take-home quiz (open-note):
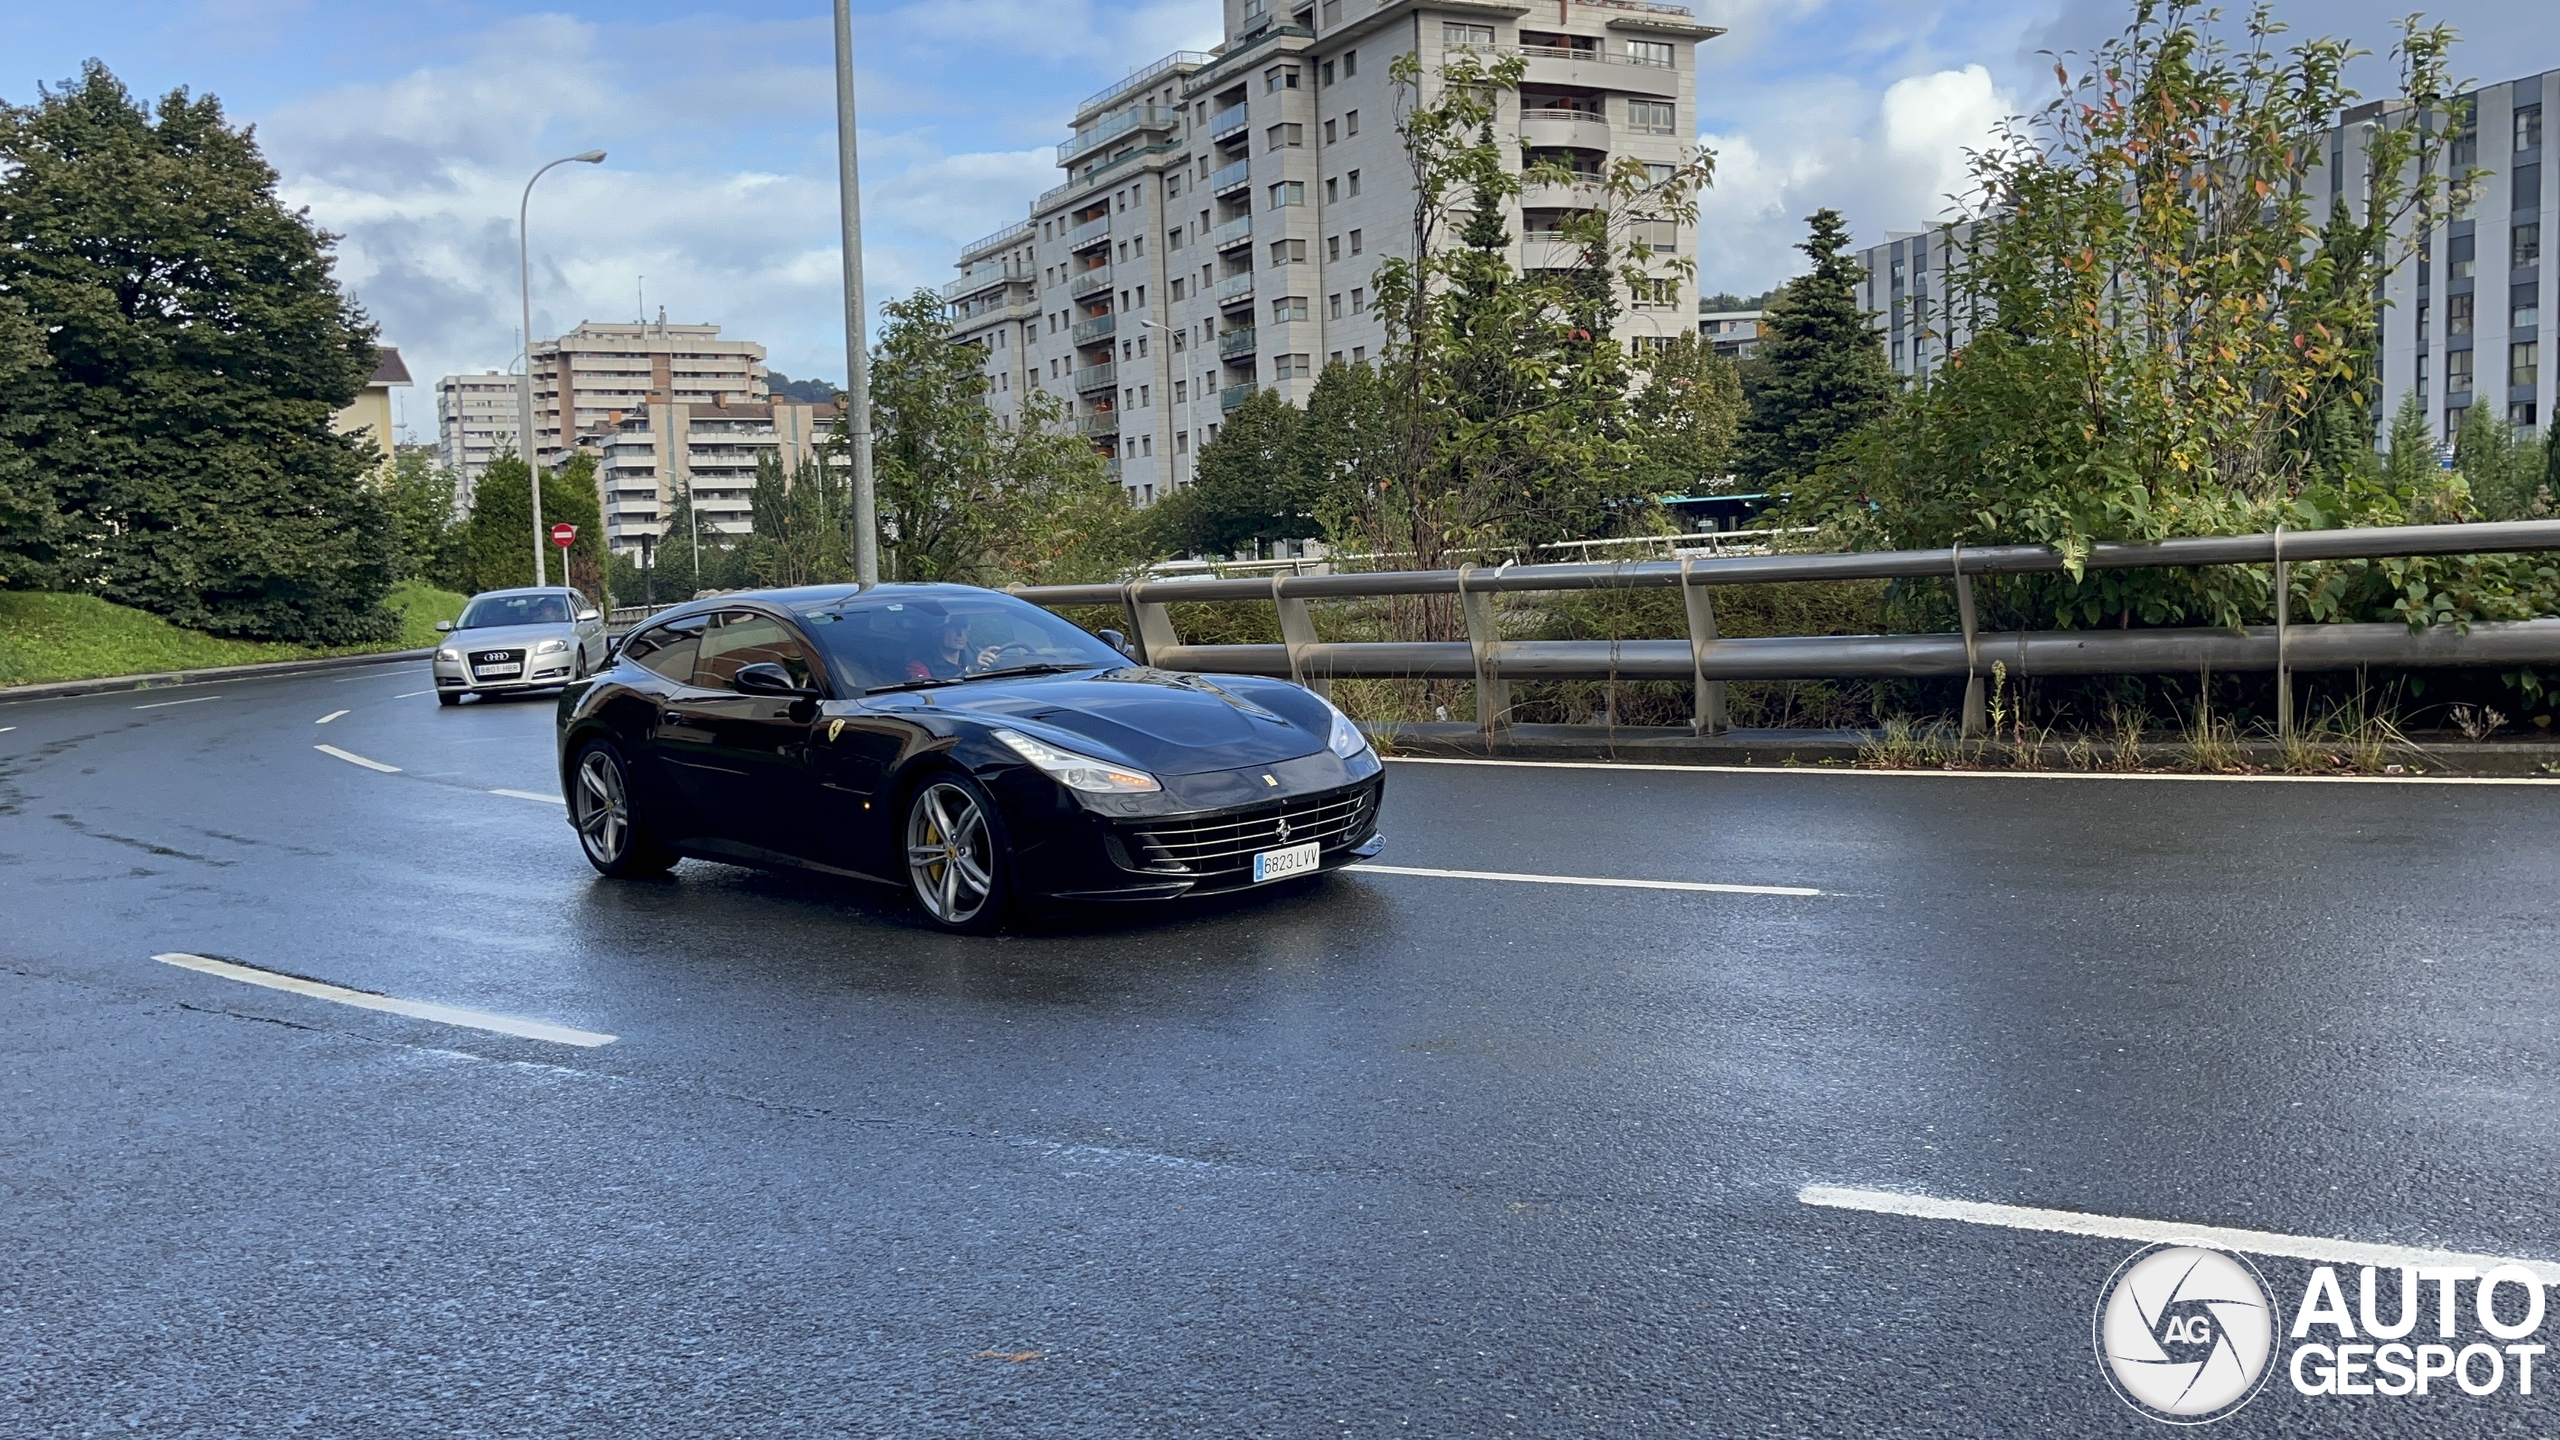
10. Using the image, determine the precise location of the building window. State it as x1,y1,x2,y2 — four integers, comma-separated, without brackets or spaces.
2417,299,2431,343
1349,229,1362,254
1142,435,1154,456
1321,60,1335,86
1267,123,1303,150
1140,384,1151,407
2447,347,2473,393
1136,334,1148,357
2517,286,2541,330
1276,353,1312,378
1176,430,1190,454
1328,292,1344,318
2449,233,2476,279
2448,292,2474,336
1171,328,1187,353
1327,236,1341,260
1265,65,1300,92
1273,296,1308,322
1269,181,1305,208
1352,346,1364,363
2521,106,2545,155
1345,109,1358,136
2515,402,2540,429
1628,100,1676,135
1272,238,1307,264
1325,177,1338,202
1347,169,1361,196
1330,350,1344,365
1136,285,1146,307
2515,342,2541,389
1351,287,1365,312
1343,50,1356,77
1627,39,1674,67
1443,22,1493,49
2517,222,2542,269
1174,380,1188,403
1324,119,1338,144
1171,277,1186,300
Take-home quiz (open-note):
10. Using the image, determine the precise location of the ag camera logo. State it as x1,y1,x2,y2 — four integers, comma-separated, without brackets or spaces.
2093,1245,2279,1423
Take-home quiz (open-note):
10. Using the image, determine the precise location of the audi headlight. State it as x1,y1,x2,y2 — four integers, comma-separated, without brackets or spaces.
994,729,1160,793
436,647,461,662
533,638,570,656
1327,704,1372,760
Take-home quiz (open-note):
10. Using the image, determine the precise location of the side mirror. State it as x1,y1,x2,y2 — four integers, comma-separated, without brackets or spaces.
732,662,811,698
577,609,601,623
433,620,454,633
1097,628,1137,661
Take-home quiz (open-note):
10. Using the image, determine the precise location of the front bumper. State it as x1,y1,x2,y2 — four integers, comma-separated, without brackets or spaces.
993,751,1386,902
434,653,578,692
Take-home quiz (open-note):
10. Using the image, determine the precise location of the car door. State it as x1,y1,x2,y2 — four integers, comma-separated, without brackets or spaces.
677,609,831,858
570,590,606,671
615,614,714,842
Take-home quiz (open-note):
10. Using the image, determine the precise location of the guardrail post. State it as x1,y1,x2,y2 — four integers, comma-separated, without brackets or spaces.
1272,576,1328,697
1954,543,1984,738
1457,564,1509,736
1120,581,1179,667
1679,559,1727,735
2274,524,2291,741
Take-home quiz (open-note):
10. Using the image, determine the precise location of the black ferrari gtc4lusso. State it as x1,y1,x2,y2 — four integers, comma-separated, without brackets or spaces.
553,582,1385,930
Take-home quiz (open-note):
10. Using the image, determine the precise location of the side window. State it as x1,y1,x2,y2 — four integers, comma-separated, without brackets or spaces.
622,617,706,683
693,610,816,692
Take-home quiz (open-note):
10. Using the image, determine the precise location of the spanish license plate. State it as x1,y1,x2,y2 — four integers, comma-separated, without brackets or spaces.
1252,840,1321,884
475,664,522,678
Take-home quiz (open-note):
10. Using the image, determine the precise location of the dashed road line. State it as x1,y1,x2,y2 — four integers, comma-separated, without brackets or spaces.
152,952,616,1047
134,695,221,710
394,690,435,698
315,710,349,724
1798,1185,2560,1283
1348,862,1817,897
1385,755,2560,787
314,743,400,773
491,787,566,805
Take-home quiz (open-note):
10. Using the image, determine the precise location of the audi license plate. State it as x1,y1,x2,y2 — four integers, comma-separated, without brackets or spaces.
1252,840,1321,884
475,664,522,678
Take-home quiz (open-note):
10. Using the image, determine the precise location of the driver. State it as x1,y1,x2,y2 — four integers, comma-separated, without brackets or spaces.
907,614,1004,681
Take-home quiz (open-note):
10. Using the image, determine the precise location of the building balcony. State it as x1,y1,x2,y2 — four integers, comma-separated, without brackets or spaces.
1220,382,1256,412
1058,105,1181,164
1075,49,1211,123
1210,158,1252,196
1512,47,1680,97
953,295,1039,329
1518,179,1605,212
1080,411,1121,437
1210,214,1255,251
959,218,1034,263
1072,312,1118,345
1069,265,1114,300
1520,237,1586,271
940,259,1033,301
1066,216,1112,252
1073,361,1118,394
1212,272,1256,308
1217,325,1258,358
1520,109,1614,151
1208,102,1249,141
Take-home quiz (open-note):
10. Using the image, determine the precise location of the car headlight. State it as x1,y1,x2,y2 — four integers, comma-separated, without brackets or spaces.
1327,704,1372,760
533,638,570,656
994,729,1161,793
436,647,461,662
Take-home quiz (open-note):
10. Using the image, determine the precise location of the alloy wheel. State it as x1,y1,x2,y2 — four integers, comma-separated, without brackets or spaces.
574,749,629,866
905,782,996,926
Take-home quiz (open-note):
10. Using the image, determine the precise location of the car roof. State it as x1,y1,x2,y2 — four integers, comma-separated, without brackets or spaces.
470,586,581,599
640,582,1007,622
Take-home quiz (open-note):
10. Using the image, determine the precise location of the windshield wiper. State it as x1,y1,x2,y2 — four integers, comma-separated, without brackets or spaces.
866,663,1094,695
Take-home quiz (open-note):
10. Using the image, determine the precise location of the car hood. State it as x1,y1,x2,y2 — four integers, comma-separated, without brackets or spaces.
905,668,1328,775
445,623,577,650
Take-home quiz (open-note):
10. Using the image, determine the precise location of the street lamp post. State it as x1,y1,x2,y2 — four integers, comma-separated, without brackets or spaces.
517,149,607,589
833,0,879,585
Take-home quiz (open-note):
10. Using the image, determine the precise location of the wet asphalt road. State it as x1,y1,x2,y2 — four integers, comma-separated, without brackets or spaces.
4,661,2560,1437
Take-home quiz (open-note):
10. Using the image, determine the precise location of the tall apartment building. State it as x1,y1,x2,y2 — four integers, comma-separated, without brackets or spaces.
944,0,1717,505
436,369,518,505
591,398,846,557
1860,65,2557,443
527,317,769,469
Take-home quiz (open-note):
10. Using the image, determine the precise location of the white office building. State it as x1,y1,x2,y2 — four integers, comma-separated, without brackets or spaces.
435,370,518,503
944,0,1719,505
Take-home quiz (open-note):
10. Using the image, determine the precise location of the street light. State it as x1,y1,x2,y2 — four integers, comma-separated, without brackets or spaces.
832,1,879,585
518,148,607,589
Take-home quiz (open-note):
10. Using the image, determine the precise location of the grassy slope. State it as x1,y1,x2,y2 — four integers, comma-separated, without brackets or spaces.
0,581,467,688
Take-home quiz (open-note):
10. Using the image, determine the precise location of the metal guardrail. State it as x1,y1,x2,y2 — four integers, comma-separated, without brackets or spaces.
1009,520,2560,740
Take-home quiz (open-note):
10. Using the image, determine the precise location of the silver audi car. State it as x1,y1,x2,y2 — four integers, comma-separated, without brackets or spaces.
432,587,609,705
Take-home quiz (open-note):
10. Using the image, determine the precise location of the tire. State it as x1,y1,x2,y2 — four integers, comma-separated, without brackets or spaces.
902,773,1011,933
569,739,674,878
437,690,462,707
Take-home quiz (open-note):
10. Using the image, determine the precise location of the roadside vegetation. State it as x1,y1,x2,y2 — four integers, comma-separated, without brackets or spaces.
0,581,462,688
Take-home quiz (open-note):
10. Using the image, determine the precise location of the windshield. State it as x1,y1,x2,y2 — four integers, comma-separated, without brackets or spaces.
798,592,1124,692
459,593,573,629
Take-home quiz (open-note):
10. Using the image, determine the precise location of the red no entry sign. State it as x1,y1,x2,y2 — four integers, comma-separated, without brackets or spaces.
550,523,577,548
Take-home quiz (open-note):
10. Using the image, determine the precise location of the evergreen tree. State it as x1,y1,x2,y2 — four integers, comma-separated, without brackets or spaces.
1735,209,1895,489
1184,389,1310,556
461,455,605,596
1627,333,1745,495
380,445,462,585
0,62,396,641
0,296,54,587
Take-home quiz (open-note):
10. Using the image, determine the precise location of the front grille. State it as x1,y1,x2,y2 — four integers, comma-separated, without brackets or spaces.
1124,785,1375,876
469,647,526,681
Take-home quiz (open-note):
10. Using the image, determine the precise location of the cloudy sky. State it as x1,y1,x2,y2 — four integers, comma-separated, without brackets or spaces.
5,0,2552,442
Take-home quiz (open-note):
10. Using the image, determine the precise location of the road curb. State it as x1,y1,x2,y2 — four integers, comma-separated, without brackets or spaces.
1358,721,2560,777
0,648,433,706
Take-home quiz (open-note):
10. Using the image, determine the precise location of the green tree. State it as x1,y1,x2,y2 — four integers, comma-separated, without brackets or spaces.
461,455,605,597
380,445,462,584
1733,209,1893,490
646,480,750,599
0,62,396,642
1183,388,1310,556
741,449,855,587
2456,405,2552,521
0,295,54,587
1627,333,1745,495
869,289,1132,584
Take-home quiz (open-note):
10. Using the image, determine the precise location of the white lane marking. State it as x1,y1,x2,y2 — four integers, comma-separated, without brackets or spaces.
1384,755,2560,787
133,695,221,710
315,710,349,724
0,726,15,733
394,690,435,698
1800,1186,2560,1285
314,743,400,773
1349,862,1817,897
491,787,567,805
152,952,616,1048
